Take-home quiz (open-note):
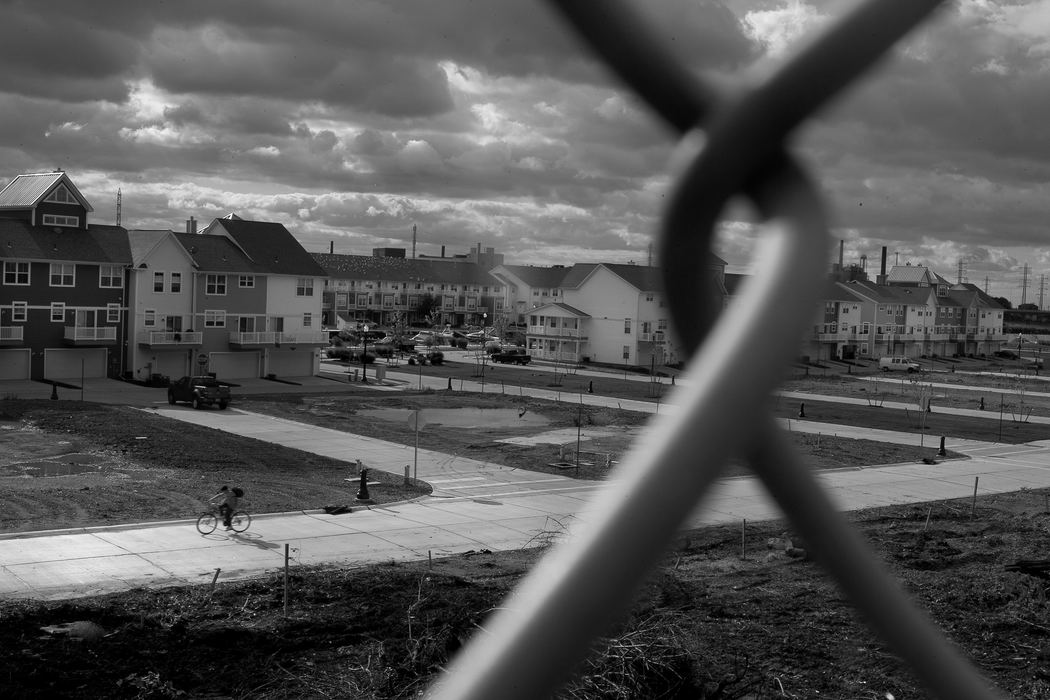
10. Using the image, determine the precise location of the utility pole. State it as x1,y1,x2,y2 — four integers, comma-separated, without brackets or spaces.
1040,274,1046,310
115,188,122,227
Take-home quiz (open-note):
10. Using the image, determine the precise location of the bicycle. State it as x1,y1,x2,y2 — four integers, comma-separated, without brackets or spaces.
195,506,251,534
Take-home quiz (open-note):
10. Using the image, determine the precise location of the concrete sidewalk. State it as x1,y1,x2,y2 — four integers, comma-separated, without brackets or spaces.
6,398,1050,600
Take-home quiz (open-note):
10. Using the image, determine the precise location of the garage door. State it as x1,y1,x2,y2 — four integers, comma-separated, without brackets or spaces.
268,349,315,377
207,352,259,379
0,349,30,380
44,349,107,379
154,351,188,379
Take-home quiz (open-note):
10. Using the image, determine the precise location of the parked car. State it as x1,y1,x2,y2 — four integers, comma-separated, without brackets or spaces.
167,375,231,409
408,350,444,366
878,356,921,373
492,348,532,365
993,350,1018,360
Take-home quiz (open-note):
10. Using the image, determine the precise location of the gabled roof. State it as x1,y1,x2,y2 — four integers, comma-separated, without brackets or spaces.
175,232,259,273
127,229,201,269
528,301,590,317
0,219,128,263
206,219,327,276
602,263,663,291
0,171,93,211
886,264,937,286
951,283,1005,308
312,253,504,287
494,264,576,288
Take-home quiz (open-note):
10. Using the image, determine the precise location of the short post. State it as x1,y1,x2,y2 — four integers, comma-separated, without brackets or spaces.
798,402,805,419
210,568,221,591
937,436,946,457
283,544,290,617
588,380,593,394
356,468,370,501
404,464,410,486
447,377,452,391
971,476,979,518
979,396,985,411
740,519,746,558
50,383,58,400
671,375,675,386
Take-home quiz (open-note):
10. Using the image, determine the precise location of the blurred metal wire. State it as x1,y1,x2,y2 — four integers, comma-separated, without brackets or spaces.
430,1,1006,698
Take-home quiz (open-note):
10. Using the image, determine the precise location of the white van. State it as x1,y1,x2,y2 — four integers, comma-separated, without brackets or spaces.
879,356,921,373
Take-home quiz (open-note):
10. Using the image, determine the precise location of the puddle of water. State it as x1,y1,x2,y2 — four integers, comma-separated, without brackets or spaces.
0,453,108,478
360,407,550,429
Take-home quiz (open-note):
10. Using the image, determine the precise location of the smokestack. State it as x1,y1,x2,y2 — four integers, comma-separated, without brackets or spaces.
441,245,445,258
838,240,844,269
412,224,417,258
186,216,196,234
877,246,888,285
329,241,334,254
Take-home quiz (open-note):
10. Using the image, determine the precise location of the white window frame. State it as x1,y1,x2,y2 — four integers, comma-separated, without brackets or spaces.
204,309,226,328
3,261,29,285
303,312,313,328
170,272,182,294
144,309,156,327
154,271,165,293
239,275,255,288
51,302,65,322
12,301,27,322
44,184,77,204
107,303,120,323
296,278,314,297
206,274,227,295
42,214,79,227
50,263,75,287
99,264,123,288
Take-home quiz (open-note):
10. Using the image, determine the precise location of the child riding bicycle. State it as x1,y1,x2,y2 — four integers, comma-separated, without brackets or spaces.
208,485,243,530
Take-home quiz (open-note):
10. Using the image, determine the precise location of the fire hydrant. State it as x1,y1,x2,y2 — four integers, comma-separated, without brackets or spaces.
356,468,370,501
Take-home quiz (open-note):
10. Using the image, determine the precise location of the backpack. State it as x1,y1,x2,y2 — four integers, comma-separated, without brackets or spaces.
232,487,245,498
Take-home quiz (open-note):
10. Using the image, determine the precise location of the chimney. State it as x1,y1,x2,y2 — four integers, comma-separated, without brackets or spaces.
329,241,334,254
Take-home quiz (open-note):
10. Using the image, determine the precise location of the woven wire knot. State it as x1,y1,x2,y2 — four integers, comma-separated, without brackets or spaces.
431,2,1005,698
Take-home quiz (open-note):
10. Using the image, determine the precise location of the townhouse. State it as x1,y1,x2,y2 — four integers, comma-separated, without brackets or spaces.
492,256,728,368
0,170,328,383
311,249,506,332
804,264,1006,362
127,217,329,381
0,172,131,381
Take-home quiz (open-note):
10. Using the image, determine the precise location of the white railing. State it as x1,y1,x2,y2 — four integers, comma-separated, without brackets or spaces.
527,324,582,337
0,326,23,341
64,326,116,341
136,330,202,345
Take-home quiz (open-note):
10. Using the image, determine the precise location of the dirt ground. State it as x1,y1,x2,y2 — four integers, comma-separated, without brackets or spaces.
1,383,1048,698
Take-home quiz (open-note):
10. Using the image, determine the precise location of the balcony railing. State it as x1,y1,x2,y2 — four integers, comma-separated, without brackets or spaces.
0,326,23,342
64,326,117,342
530,349,581,363
528,325,583,338
229,331,330,346
137,330,202,346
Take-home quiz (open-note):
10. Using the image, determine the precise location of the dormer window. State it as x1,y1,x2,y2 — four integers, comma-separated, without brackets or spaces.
45,185,77,205
43,214,78,227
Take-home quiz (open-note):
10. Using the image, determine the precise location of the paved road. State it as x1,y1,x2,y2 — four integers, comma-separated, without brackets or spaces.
4,370,1050,600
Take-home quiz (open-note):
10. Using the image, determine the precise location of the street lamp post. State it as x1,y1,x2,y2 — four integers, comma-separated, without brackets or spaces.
361,324,369,382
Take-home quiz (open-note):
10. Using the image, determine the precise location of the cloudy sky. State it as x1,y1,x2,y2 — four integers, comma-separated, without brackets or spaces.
4,0,1050,304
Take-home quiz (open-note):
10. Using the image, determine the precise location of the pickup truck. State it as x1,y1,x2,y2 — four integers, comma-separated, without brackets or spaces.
492,348,532,365
167,375,232,409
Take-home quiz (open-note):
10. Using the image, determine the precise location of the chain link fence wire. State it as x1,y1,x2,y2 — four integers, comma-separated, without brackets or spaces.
430,1,1006,698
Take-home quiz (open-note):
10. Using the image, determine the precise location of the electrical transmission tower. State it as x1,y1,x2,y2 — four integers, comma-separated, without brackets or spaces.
1021,263,1030,306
